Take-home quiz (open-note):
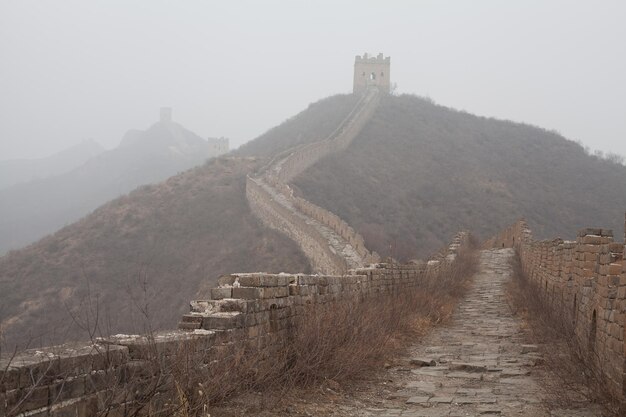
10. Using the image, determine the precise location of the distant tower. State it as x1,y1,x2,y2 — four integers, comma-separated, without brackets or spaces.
209,137,230,155
160,107,172,123
353,52,391,94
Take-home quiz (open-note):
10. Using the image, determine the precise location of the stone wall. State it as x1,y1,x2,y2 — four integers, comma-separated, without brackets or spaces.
245,176,348,274
0,233,469,417
247,88,381,275
487,217,626,400
264,87,380,185
293,196,378,264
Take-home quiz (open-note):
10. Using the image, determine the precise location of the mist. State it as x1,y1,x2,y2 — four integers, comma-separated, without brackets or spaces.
1,0,625,160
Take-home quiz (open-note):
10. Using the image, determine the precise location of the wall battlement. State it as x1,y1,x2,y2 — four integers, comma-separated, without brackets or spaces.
355,52,391,63
486,215,626,400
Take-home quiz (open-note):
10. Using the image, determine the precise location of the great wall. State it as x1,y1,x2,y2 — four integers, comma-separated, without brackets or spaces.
2,53,626,416
245,53,392,275
246,86,381,274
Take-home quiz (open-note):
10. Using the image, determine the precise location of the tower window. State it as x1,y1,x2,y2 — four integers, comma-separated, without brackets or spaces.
370,72,376,80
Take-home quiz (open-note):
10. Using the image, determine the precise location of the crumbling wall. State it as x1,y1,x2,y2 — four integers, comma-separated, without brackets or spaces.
0,233,468,417
487,217,626,400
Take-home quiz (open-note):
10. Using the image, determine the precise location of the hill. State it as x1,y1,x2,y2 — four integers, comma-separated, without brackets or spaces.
0,95,361,350
2,91,625,348
0,139,104,190
0,157,309,349
0,116,228,255
290,94,626,260
235,94,360,158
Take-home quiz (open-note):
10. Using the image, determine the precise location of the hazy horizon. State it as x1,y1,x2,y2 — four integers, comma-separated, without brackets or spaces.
1,1,625,160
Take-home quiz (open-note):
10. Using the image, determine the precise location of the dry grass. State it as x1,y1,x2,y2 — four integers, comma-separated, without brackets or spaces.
186,241,479,414
506,252,621,416
1,242,478,417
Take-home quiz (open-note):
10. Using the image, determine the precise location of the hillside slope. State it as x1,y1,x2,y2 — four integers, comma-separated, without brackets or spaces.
3,91,625,348
0,119,226,255
235,94,360,159
0,157,309,349
292,94,626,260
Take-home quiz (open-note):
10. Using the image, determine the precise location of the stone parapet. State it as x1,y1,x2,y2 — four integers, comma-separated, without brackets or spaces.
486,215,626,400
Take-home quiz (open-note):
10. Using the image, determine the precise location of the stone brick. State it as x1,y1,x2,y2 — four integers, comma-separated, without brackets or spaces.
210,287,232,299
232,286,289,299
608,263,622,275
8,384,49,414
236,274,294,287
49,375,86,404
201,312,244,330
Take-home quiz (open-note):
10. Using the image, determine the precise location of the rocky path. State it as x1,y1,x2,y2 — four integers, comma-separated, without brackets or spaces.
211,248,607,416
361,248,602,417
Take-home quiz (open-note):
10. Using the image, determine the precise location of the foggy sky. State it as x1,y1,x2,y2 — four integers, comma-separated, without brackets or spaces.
1,1,625,160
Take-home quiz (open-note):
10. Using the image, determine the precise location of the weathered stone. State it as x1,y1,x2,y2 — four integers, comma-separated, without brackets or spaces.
235,286,289,299
409,358,436,367
210,287,232,299
405,396,431,404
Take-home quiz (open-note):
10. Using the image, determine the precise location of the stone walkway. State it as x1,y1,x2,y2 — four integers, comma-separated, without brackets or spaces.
363,249,603,417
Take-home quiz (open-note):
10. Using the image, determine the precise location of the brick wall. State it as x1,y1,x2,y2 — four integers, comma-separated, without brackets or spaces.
488,216,626,399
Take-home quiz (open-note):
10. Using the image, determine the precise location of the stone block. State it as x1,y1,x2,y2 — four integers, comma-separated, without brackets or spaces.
202,312,244,330
215,298,247,313
217,274,237,286
289,285,318,296
578,228,603,237
232,286,289,299
49,375,86,404
178,321,202,331
236,274,294,287
7,384,49,414
0,366,20,392
608,264,622,276
210,287,232,299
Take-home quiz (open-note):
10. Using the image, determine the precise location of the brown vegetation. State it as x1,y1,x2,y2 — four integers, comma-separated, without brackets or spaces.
204,239,479,415
1,238,478,417
292,94,626,261
0,157,310,350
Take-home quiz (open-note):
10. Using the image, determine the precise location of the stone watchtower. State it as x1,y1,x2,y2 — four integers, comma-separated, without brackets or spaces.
353,52,391,94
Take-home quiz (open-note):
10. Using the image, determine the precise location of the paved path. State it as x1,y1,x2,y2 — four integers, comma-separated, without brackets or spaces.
365,249,602,417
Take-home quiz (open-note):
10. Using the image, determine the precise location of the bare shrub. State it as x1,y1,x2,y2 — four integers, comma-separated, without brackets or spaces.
1,243,478,416
277,243,478,389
